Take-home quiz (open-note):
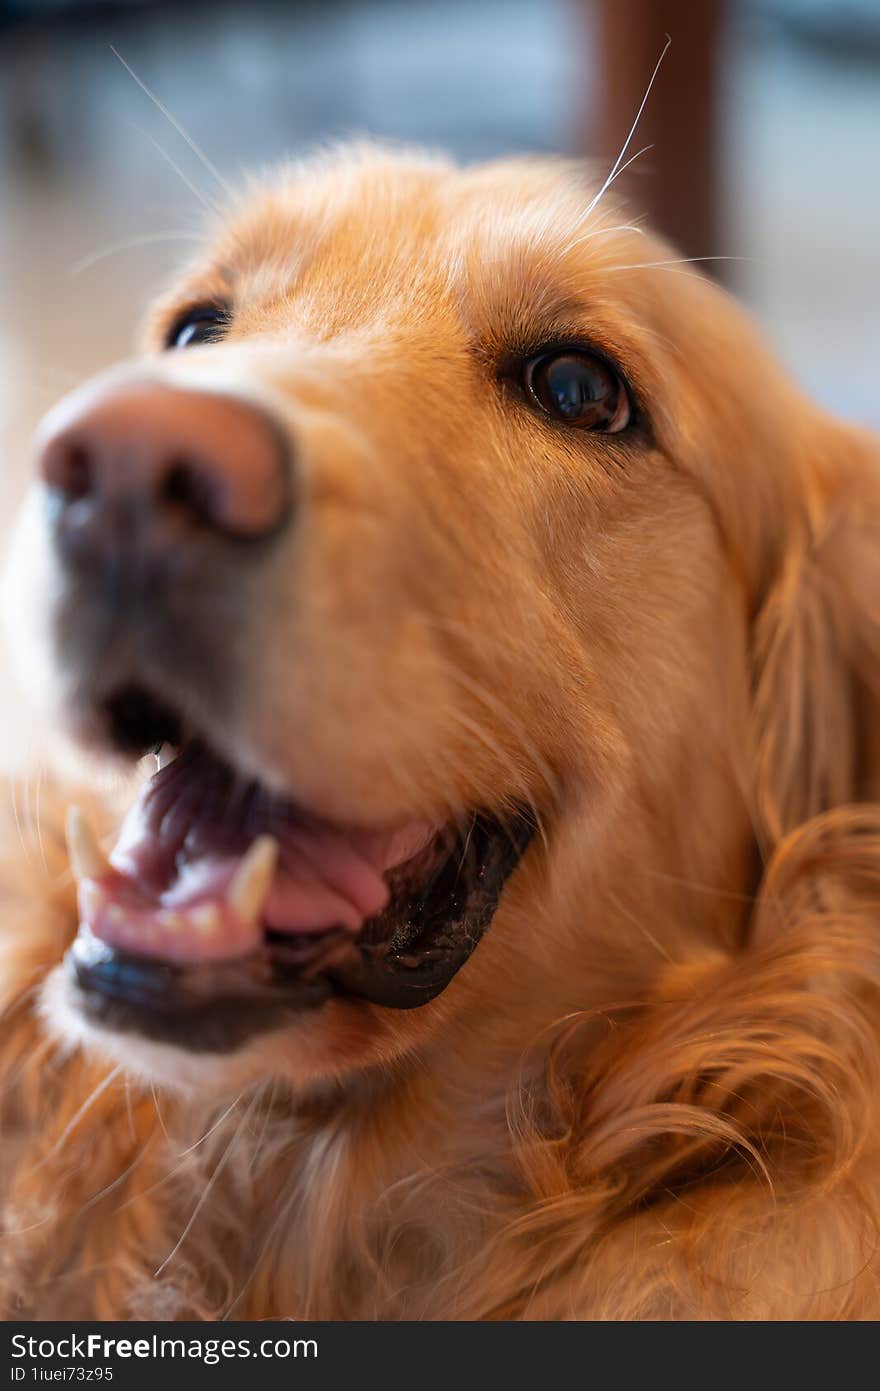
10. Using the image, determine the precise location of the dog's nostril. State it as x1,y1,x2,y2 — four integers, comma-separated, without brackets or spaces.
46,440,93,502
159,457,219,526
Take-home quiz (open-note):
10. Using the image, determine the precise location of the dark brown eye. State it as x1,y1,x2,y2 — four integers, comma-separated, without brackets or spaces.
165,305,230,350
524,350,631,432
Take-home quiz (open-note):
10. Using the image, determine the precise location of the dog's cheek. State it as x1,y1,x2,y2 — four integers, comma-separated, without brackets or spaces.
2,486,67,719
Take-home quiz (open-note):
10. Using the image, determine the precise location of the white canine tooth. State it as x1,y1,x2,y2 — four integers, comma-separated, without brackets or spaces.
228,835,279,925
78,881,101,915
192,905,221,937
66,806,110,882
155,742,178,771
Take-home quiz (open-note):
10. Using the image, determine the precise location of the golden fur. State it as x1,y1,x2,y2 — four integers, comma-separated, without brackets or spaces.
2,145,880,1319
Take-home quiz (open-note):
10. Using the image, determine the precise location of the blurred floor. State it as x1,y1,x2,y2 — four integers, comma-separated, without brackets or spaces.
0,0,878,768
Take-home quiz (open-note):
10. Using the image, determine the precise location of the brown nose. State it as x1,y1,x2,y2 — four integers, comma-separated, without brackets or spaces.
37,377,291,565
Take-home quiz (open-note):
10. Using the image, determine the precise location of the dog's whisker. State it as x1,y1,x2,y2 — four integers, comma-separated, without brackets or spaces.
112,1093,249,1225
176,1090,247,1159
31,763,50,877
124,1075,137,1144
6,771,36,873
604,255,752,274
21,766,33,858
221,1166,302,1319
154,1093,258,1278
0,1026,55,1108
70,230,207,278
136,127,223,217
582,33,672,225
247,1077,281,1178
149,1082,172,1143
80,1130,159,1213
640,866,760,905
36,1066,123,1168
606,889,675,965
589,141,655,207
110,45,234,201
562,220,647,256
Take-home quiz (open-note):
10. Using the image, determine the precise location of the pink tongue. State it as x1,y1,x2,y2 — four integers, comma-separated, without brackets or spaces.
79,745,435,964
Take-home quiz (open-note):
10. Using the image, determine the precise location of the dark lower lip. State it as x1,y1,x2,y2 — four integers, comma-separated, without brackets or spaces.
65,813,535,1053
68,928,330,1053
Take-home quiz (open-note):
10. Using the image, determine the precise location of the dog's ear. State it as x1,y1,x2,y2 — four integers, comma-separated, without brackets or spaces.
750,421,880,851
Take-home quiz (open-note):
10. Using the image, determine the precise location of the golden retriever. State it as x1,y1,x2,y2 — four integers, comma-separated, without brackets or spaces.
2,143,880,1320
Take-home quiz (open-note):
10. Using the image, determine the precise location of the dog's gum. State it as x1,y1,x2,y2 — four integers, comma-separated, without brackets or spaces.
75,874,264,964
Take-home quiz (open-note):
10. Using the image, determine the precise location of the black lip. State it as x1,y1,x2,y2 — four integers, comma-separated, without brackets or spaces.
67,812,536,1053
68,928,330,1053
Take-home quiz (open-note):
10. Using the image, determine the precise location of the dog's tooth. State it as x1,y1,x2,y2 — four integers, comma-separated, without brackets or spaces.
78,880,102,916
155,742,178,771
66,806,110,882
228,835,279,925
192,905,221,937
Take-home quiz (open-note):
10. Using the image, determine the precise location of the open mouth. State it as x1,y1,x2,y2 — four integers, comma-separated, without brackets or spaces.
65,685,535,1052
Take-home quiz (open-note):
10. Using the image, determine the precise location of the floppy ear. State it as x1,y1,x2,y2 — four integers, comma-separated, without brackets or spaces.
750,421,880,851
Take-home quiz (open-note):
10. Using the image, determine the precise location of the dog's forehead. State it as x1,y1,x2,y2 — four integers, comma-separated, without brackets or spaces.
200,152,655,326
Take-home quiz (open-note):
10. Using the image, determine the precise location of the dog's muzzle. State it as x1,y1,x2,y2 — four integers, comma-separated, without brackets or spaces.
30,371,536,1052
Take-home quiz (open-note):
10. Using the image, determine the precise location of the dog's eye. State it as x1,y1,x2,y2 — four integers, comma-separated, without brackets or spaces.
524,350,630,432
165,305,230,350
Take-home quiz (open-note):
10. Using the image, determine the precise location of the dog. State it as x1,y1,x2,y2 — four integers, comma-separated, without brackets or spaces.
2,142,880,1320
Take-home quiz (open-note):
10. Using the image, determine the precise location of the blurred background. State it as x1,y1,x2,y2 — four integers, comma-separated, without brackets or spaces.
0,0,878,767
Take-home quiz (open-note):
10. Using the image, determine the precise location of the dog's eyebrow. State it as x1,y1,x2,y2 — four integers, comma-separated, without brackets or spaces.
489,297,605,352
213,264,236,291
193,263,236,299
456,222,636,351
174,262,237,307
466,278,642,378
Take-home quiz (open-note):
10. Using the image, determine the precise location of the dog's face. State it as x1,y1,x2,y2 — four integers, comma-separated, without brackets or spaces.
5,146,858,1091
